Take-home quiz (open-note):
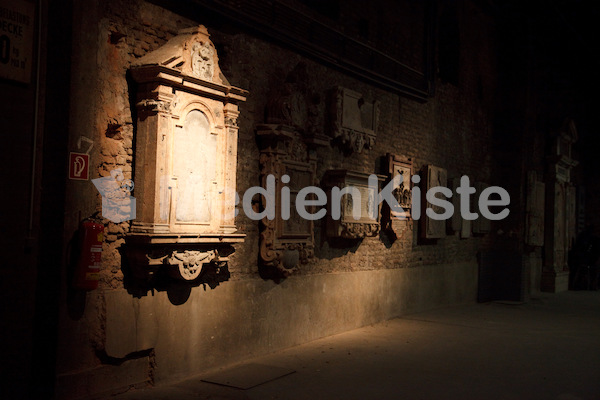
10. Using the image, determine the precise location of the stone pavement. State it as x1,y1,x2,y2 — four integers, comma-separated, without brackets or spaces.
107,291,600,400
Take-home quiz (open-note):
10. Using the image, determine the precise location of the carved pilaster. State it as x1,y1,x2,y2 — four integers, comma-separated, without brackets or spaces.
136,98,175,116
221,105,241,233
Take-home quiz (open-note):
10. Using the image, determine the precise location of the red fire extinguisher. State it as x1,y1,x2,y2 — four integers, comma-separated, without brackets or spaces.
73,219,104,290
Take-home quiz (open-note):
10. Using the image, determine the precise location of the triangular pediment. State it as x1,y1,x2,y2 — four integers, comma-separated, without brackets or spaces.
131,25,229,86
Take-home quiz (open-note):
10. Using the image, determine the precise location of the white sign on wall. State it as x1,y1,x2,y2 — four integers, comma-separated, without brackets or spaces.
0,0,35,84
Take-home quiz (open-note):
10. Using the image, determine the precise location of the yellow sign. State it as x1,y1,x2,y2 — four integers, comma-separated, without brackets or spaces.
0,0,35,83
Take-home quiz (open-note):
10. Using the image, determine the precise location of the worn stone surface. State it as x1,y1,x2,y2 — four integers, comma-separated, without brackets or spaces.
56,357,150,400
100,261,477,385
105,290,158,358
421,164,448,239
111,291,600,400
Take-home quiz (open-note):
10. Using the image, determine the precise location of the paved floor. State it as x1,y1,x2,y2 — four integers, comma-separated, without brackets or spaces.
109,291,600,400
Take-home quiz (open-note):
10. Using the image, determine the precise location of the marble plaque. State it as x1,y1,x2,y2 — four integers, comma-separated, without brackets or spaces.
173,110,216,223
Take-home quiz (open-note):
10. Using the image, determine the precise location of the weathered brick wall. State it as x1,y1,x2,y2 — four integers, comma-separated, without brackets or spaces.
57,0,500,395
70,0,498,289
85,1,198,288
220,0,497,278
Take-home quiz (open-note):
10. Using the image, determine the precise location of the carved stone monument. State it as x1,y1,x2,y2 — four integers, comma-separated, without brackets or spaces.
322,170,385,239
329,86,379,153
382,154,413,240
125,26,247,284
257,64,329,278
256,125,320,277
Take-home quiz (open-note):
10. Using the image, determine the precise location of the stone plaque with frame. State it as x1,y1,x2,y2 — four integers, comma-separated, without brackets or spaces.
420,164,447,239
382,154,413,240
257,124,318,277
256,63,330,277
322,170,385,239
329,87,380,153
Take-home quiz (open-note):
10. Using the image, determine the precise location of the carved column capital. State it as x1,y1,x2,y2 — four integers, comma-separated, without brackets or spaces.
224,105,240,128
136,98,175,116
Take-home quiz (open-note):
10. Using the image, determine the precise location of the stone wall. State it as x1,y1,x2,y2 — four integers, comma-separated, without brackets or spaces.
56,0,500,397
57,262,477,399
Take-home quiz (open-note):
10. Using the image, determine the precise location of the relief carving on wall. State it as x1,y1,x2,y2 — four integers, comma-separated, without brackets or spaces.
256,125,318,278
322,170,384,239
167,250,216,280
381,154,413,240
329,86,380,153
256,64,331,278
191,41,215,81
265,63,330,146
139,250,227,282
